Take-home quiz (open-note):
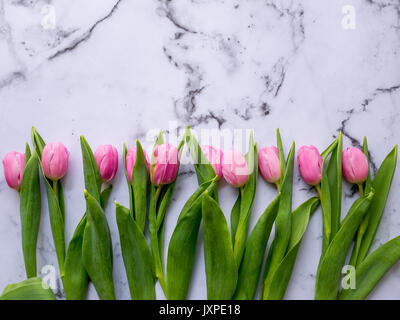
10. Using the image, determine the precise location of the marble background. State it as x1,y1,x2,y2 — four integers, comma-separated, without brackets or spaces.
0,0,400,299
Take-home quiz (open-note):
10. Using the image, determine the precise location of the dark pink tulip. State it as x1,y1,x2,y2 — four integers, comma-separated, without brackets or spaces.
342,148,369,184
201,145,223,179
42,142,69,180
297,145,322,186
94,145,118,182
258,146,281,183
125,147,151,184
222,149,249,188
3,151,25,191
151,143,179,186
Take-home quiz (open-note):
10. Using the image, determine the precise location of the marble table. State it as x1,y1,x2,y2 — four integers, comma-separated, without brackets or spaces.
0,0,399,300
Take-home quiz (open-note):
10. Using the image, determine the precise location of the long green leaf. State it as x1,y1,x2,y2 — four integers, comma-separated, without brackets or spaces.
261,142,295,299
339,235,400,300
132,140,149,232
166,178,217,300
355,146,398,265
320,158,332,255
80,136,101,202
202,193,237,299
19,151,41,278
63,215,88,300
315,191,374,300
263,197,320,300
326,132,342,240
233,132,258,266
82,190,115,300
233,194,281,300
116,203,155,300
0,278,56,300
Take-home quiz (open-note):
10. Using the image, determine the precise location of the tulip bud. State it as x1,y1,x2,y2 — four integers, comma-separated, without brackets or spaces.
125,147,151,184
258,146,281,183
94,145,118,182
3,151,25,191
151,143,179,186
41,142,69,180
201,145,223,179
297,145,322,186
222,150,249,188
342,147,369,184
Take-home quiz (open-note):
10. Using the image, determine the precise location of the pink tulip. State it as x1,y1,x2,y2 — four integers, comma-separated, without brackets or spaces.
342,148,369,184
41,142,69,180
298,145,322,186
201,145,223,179
3,151,25,191
94,145,118,182
258,146,281,183
151,143,179,186
222,150,249,187
125,147,151,184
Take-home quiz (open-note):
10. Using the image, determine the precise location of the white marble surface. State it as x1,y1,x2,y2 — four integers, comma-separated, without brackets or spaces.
1,0,400,300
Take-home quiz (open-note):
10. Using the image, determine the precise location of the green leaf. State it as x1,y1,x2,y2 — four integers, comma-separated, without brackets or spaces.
230,196,241,243
315,191,374,300
349,137,372,266
166,178,217,300
132,140,149,232
233,194,281,300
31,127,66,277
326,132,342,240
276,128,286,174
31,127,46,158
80,136,101,202
233,132,258,266
19,151,41,278
0,278,56,300
263,197,320,300
185,126,218,185
355,145,398,265
82,190,115,300
202,193,237,299
261,142,295,299
339,235,400,300
320,158,332,255
25,143,31,163
100,185,113,209
116,203,155,300
63,215,89,300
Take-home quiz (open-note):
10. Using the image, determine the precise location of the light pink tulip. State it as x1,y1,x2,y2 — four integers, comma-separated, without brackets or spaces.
258,146,281,183
201,145,223,179
222,150,249,187
94,145,118,182
297,145,322,186
151,143,179,186
125,147,151,184
342,148,369,184
3,151,25,191
42,142,69,180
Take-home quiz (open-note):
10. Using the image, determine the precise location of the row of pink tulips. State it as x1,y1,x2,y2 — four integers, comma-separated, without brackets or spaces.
3,141,368,192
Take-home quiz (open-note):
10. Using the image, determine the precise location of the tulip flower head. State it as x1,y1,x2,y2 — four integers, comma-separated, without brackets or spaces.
3,151,25,191
258,146,281,184
297,145,322,186
151,143,179,186
222,149,249,188
94,145,118,182
125,147,151,184
342,147,369,184
201,145,224,179
41,142,69,181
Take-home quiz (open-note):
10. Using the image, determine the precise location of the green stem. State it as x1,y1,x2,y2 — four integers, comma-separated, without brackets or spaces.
52,180,58,202
315,184,322,199
358,183,364,197
275,181,281,192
